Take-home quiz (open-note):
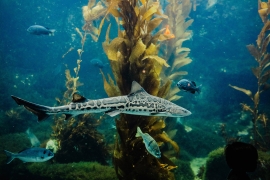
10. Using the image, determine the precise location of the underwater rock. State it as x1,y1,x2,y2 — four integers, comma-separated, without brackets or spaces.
202,147,230,180
202,148,270,180
190,157,207,176
5,161,118,180
170,158,195,180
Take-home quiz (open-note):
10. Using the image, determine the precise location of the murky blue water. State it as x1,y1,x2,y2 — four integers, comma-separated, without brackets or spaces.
0,0,269,179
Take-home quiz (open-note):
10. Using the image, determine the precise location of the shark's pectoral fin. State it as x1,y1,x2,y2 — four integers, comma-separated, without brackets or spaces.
105,110,121,117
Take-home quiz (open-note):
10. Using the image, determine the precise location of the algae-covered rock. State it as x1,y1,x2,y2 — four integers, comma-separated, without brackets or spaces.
203,147,270,180
203,147,229,180
12,161,118,180
171,158,195,180
250,151,270,180
0,133,30,152
173,123,224,157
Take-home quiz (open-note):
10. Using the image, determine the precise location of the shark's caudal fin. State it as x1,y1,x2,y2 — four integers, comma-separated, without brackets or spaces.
4,150,16,164
11,95,51,122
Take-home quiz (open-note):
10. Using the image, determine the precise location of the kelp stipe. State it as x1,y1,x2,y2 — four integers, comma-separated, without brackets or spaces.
229,0,270,151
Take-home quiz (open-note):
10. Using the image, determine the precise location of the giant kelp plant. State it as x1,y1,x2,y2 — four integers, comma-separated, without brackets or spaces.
161,0,193,101
229,0,270,150
82,0,194,179
52,28,110,164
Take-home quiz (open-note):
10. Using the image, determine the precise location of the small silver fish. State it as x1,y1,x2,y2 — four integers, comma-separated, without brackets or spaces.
4,147,54,164
135,127,161,158
26,128,40,147
27,25,55,36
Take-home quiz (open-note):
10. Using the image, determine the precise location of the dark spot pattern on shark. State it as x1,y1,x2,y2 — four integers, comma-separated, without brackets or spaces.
11,81,191,121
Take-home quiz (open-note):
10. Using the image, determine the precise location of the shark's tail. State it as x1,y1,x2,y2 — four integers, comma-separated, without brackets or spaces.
11,95,52,122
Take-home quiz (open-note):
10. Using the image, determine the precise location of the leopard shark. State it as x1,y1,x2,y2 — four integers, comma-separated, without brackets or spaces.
11,81,191,122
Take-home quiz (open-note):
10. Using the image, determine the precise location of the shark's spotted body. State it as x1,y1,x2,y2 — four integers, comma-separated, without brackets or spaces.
11,81,191,121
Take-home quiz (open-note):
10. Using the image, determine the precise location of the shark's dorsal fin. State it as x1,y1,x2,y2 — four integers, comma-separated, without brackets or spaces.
128,81,147,96
72,93,87,103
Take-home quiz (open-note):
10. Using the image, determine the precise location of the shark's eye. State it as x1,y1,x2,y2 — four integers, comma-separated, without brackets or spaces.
43,150,46,154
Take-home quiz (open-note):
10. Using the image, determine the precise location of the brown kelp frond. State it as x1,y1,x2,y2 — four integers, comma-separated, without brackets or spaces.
167,95,181,102
82,1,107,22
168,71,188,80
147,17,164,34
258,1,270,23
150,119,166,132
257,20,270,48
142,55,170,67
167,129,178,140
229,5,270,150
258,113,268,127
157,80,171,98
100,70,120,97
171,53,192,72
82,0,107,41
166,87,181,102
57,27,87,105
155,131,180,157
61,69,83,104
129,38,146,64
5,107,25,120
240,103,254,114
229,84,253,100
157,0,193,94
102,0,172,95
104,37,128,61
